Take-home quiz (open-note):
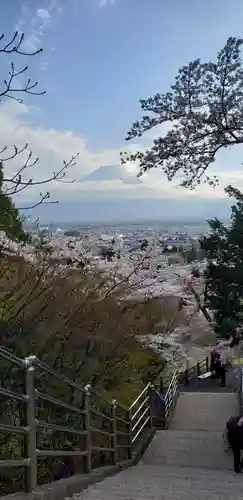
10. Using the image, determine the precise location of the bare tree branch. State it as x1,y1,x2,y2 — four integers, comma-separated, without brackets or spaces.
0,31,78,232
0,32,44,104
0,32,42,56
1,150,79,211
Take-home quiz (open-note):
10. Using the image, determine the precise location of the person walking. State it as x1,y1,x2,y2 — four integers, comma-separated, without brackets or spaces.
211,351,226,386
226,416,243,472
229,327,240,348
210,349,218,372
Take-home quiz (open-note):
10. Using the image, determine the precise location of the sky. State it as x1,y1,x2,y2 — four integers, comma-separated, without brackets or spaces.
1,0,243,223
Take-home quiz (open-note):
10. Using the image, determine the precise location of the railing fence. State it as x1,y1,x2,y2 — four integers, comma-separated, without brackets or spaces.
152,369,179,428
0,347,153,494
179,356,209,385
163,369,179,421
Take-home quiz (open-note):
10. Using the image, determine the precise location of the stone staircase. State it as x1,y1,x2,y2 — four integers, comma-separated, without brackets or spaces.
142,392,238,470
72,465,243,499
75,390,243,500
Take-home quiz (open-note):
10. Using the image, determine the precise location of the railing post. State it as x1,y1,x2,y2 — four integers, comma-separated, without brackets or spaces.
111,399,118,464
161,397,166,429
239,368,243,413
148,385,154,427
196,362,200,377
83,384,92,473
175,372,179,399
206,356,209,372
127,408,132,460
24,355,37,493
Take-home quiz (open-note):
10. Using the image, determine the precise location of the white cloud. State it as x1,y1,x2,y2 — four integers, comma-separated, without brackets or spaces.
0,101,241,206
97,0,118,8
15,0,63,52
36,8,51,20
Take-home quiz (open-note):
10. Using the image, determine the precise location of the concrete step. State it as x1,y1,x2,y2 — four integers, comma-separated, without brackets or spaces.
74,464,243,499
170,392,239,431
142,429,233,470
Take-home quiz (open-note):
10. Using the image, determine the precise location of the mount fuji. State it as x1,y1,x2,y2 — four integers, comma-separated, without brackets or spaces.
81,165,141,184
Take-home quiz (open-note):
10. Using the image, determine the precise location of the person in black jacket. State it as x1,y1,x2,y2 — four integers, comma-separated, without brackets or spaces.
214,355,226,387
226,416,243,472
229,328,240,348
210,349,218,372
210,351,226,386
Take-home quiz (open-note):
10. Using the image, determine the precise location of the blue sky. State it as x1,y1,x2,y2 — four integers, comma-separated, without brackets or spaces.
1,0,243,222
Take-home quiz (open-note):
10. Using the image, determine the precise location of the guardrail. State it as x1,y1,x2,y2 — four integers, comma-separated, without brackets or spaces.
152,369,179,428
156,356,210,392
127,382,153,457
179,357,209,385
163,369,179,421
0,347,153,494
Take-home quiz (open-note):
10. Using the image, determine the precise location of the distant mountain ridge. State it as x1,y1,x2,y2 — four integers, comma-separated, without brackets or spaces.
23,196,232,224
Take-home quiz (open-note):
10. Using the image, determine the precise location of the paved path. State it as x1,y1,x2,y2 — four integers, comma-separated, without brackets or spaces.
142,429,233,470
66,391,241,500
170,391,239,431
142,391,239,471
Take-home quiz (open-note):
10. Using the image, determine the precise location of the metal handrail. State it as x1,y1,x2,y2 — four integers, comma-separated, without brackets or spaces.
132,414,150,444
127,383,152,455
91,389,114,407
90,407,113,422
163,369,179,421
116,401,127,411
35,389,86,415
177,356,209,385
0,346,154,494
155,356,209,392
35,358,86,393
129,383,151,411
132,405,149,433
131,395,149,421
164,369,177,396
0,346,25,367
37,421,88,436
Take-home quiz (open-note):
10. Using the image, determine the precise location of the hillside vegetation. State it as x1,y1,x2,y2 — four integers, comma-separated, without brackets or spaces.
0,252,173,492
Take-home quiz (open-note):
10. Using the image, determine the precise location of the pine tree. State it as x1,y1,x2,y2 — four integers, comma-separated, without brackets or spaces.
200,185,243,337
123,37,243,190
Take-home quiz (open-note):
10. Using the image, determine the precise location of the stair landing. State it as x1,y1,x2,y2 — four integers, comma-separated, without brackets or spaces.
170,391,239,431
142,429,233,470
